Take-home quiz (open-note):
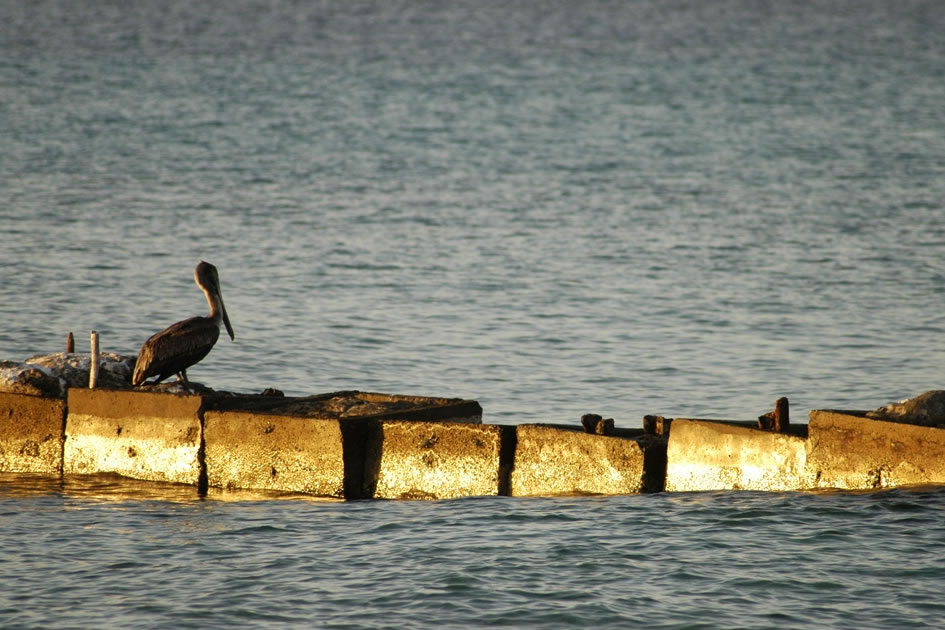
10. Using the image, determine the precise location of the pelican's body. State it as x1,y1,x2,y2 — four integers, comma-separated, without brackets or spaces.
132,261,234,386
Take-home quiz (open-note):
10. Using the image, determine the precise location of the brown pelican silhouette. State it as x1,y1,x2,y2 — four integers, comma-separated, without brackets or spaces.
132,261,234,386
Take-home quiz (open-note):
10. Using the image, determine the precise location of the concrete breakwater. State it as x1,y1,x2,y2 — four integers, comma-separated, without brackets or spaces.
2,388,944,499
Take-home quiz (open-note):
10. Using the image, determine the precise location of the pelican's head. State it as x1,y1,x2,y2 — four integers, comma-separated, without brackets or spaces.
195,260,235,340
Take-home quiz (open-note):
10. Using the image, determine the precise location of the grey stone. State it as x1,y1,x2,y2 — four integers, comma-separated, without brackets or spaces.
865,390,945,427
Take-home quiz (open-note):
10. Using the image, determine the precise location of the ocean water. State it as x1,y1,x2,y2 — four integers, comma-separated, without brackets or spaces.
1,0,945,627
3,474,945,630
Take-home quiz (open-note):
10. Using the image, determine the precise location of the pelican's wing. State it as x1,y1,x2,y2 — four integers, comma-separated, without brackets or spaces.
133,317,221,384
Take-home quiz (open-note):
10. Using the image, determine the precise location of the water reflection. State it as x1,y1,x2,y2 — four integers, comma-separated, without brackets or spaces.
0,472,342,504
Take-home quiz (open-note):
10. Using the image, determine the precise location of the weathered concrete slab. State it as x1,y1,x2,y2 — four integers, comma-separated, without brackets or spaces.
365,421,508,500
203,391,484,499
206,390,482,424
808,410,945,489
665,419,814,492
0,392,66,473
204,411,345,498
510,424,659,496
64,389,203,485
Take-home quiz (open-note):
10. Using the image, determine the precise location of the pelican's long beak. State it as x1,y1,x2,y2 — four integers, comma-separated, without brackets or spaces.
221,299,235,340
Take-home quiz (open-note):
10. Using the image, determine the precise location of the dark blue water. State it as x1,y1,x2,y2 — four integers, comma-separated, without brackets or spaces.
2,1,945,627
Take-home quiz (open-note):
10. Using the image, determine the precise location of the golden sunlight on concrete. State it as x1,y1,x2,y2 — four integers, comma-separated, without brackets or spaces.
204,411,346,497
808,410,945,490
64,389,203,486
665,419,814,492
365,421,508,500
510,424,654,496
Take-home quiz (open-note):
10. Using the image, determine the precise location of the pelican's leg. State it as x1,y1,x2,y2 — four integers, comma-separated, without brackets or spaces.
175,370,193,392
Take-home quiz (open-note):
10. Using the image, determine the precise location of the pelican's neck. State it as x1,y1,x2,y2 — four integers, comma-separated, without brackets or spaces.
203,286,225,328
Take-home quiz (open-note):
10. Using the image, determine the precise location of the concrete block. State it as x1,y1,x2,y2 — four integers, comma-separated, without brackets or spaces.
510,424,654,496
808,409,945,489
202,391,484,499
365,421,508,500
204,411,345,497
64,389,203,485
665,419,814,492
0,392,66,473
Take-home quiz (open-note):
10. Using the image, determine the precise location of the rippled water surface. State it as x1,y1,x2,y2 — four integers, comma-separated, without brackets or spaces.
2,0,945,627
3,474,945,630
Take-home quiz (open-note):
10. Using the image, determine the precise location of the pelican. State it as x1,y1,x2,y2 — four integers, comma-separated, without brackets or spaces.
132,261,234,386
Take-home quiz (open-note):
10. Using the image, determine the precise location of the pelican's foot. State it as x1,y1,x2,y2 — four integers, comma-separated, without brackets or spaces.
174,371,193,391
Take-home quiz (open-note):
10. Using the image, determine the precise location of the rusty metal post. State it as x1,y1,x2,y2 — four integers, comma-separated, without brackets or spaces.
758,397,790,432
581,414,615,436
581,414,602,433
643,415,673,436
773,396,789,432
66,332,74,353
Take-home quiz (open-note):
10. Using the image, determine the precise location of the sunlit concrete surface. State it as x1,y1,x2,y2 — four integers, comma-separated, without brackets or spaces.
665,419,814,492
204,411,345,497
64,389,203,485
365,421,507,500
11,387,945,500
510,424,653,496
201,391,484,499
0,392,65,473
808,410,945,490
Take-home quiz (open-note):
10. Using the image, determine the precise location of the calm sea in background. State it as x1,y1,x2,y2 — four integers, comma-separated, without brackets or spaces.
2,1,945,627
